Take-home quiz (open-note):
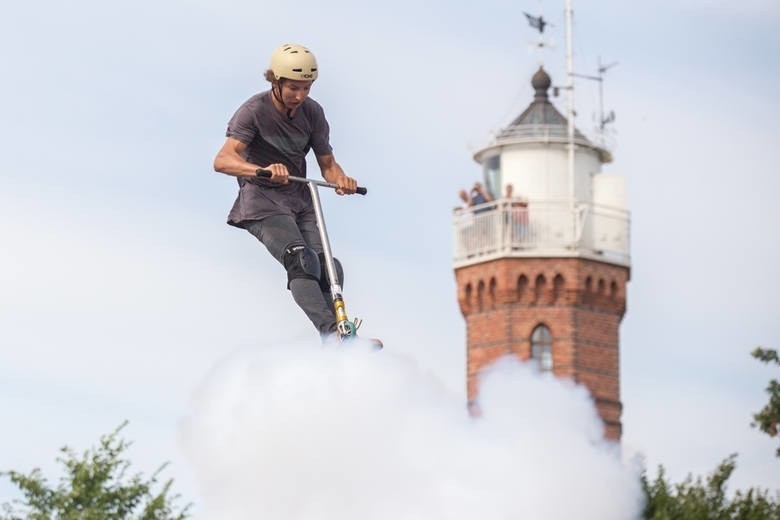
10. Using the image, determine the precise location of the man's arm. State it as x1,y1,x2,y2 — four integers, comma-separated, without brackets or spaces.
473,183,494,202
316,154,357,195
213,137,289,183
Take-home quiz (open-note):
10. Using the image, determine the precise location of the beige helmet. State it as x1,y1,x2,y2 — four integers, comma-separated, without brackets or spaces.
269,43,318,81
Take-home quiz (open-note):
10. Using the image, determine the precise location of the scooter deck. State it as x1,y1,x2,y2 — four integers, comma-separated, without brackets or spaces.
339,335,383,350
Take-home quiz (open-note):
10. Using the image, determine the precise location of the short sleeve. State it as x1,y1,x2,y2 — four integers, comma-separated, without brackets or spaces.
226,103,257,145
308,103,333,157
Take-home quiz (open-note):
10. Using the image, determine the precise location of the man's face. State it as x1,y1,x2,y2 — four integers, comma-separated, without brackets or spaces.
280,79,313,109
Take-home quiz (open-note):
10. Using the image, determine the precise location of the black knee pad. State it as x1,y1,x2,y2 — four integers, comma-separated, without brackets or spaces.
317,253,344,292
283,244,321,289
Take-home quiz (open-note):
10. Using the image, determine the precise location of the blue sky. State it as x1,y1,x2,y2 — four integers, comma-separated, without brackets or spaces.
2,0,779,515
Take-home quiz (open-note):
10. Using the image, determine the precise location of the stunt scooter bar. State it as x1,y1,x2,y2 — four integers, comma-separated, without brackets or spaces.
255,168,367,195
255,168,375,345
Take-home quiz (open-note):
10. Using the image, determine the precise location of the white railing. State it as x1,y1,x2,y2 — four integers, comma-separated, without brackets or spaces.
494,124,586,143
453,199,630,267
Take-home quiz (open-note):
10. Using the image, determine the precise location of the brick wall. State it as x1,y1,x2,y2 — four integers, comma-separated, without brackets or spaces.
455,257,629,440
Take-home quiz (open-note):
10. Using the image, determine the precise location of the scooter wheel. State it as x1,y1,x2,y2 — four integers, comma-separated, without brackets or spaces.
337,320,357,339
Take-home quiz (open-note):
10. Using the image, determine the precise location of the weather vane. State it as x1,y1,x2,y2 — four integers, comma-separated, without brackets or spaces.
523,10,554,64
523,12,547,34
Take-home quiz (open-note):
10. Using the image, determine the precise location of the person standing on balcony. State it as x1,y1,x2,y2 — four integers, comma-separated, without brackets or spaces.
456,189,473,210
504,184,529,245
470,182,494,214
455,189,476,254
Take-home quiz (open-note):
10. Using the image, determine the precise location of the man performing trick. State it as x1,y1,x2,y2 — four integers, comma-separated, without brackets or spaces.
213,43,360,341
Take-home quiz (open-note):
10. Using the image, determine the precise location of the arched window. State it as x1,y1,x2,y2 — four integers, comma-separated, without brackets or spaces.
477,280,485,312
534,274,546,305
553,274,565,303
531,324,553,372
517,274,529,303
584,276,593,304
489,277,497,309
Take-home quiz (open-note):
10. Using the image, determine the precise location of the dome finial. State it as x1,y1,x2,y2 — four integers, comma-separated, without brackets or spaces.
531,66,552,102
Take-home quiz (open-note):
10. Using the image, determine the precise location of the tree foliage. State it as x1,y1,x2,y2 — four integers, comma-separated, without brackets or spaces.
0,422,190,520
752,347,780,456
641,454,780,519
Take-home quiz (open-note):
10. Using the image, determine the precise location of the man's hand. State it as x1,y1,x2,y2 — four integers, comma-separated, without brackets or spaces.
264,163,290,184
316,154,355,195
333,173,357,195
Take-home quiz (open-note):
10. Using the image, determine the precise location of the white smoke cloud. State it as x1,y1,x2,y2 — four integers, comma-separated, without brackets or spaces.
180,342,644,519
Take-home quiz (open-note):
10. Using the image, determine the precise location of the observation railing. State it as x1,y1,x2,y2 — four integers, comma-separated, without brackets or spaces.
452,199,630,268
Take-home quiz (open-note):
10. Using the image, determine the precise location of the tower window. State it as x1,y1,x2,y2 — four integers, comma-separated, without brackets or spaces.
483,155,501,199
531,324,553,372
553,274,565,303
534,274,546,305
517,274,529,303
585,276,593,304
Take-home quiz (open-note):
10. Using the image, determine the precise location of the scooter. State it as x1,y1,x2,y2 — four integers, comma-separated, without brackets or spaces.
256,169,382,349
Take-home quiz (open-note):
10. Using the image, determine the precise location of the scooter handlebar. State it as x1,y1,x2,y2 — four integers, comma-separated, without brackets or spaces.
255,169,367,195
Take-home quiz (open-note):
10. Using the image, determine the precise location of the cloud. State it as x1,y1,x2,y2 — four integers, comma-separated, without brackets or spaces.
180,345,643,519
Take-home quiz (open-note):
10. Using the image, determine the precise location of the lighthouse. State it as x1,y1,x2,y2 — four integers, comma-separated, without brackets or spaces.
453,66,630,439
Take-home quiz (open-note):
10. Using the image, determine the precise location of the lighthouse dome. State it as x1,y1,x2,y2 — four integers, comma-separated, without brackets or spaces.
495,66,588,143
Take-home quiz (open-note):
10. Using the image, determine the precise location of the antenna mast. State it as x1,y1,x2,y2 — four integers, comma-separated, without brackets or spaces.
565,0,575,211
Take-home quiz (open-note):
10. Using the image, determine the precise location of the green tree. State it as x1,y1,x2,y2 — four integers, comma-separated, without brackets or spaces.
1,422,190,520
752,347,780,457
641,454,780,519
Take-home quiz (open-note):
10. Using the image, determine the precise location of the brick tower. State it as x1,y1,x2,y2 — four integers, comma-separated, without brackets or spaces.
453,67,630,440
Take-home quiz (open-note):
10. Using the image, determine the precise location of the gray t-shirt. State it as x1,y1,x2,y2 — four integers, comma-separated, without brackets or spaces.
225,91,333,227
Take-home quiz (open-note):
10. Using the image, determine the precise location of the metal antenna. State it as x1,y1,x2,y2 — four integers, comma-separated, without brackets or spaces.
570,55,618,145
597,56,618,130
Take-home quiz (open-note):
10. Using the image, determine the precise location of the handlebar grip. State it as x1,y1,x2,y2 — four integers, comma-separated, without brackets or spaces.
356,187,367,195
255,168,271,178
